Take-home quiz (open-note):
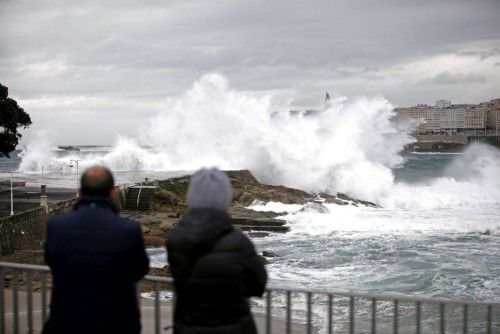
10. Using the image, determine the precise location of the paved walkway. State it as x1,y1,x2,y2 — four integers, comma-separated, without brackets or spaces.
0,187,75,217
2,290,309,333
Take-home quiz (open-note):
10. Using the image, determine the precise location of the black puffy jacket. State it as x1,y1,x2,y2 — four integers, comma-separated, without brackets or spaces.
167,208,267,334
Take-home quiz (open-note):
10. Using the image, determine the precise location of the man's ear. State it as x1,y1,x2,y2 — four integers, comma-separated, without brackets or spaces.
77,188,82,198
109,186,119,201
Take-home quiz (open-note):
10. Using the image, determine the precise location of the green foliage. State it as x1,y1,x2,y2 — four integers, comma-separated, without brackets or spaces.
0,83,32,157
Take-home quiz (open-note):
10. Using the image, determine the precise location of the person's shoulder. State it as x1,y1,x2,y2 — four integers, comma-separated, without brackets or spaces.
217,229,256,255
47,211,76,228
117,216,142,234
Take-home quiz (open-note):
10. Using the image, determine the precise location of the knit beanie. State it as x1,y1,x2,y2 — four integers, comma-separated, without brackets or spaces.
186,168,233,211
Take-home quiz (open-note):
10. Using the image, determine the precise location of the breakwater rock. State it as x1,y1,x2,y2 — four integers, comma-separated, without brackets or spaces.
136,170,378,243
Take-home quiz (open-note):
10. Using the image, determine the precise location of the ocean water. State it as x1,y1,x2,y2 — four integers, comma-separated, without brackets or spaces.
1,74,498,331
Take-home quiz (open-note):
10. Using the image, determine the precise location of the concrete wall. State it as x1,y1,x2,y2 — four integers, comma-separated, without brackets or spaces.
0,198,77,255
416,135,469,144
0,184,130,256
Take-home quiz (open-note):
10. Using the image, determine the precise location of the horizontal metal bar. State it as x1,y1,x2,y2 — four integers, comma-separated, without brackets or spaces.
144,275,173,283
267,287,500,307
1,261,500,308
0,263,174,283
0,262,49,272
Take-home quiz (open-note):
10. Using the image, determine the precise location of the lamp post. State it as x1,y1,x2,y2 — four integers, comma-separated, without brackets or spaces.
10,169,14,216
69,159,82,196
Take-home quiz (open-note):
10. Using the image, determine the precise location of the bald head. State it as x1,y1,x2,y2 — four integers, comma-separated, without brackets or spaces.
80,166,115,197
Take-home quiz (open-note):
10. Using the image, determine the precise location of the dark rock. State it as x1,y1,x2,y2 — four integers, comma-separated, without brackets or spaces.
247,232,270,238
262,251,280,258
300,202,329,214
147,170,380,240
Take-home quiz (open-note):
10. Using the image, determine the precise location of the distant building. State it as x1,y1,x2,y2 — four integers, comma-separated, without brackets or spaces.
436,99,451,109
392,105,431,133
393,100,488,134
485,99,500,131
464,105,486,129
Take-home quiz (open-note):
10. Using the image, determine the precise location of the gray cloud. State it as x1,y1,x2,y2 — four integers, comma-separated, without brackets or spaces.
458,48,500,61
431,72,487,85
1,0,500,144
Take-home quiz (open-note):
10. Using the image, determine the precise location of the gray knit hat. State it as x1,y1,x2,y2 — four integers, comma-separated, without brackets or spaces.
186,168,233,211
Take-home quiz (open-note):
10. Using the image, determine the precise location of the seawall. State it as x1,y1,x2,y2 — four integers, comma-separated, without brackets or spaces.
0,184,129,256
404,134,500,152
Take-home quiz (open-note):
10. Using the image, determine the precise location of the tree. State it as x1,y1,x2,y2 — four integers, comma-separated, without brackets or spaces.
0,83,32,157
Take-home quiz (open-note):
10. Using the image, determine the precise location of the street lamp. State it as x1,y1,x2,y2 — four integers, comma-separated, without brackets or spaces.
69,159,82,196
9,169,24,216
10,169,14,216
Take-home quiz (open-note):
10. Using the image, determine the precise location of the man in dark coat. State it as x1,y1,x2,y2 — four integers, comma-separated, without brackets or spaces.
43,166,150,334
167,168,267,334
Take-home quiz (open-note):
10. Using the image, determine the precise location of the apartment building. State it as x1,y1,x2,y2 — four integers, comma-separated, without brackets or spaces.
392,105,431,133
485,99,500,130
393,100,487,134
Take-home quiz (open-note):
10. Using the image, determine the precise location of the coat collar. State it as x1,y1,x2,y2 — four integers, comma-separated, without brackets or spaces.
74,196,118,213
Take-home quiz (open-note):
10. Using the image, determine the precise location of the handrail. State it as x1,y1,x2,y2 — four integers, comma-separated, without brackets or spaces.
1,261,498,334
268,286,500,307
1,261,498,306
136,182,143,212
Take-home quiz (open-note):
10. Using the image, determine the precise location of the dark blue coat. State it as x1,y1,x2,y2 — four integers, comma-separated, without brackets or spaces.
43,197,150,334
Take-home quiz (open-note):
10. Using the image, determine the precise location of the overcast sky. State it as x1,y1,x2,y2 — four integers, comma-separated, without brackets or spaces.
1,0,499,144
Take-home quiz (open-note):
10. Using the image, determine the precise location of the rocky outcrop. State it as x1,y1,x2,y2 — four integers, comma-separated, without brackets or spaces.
137,170,379,243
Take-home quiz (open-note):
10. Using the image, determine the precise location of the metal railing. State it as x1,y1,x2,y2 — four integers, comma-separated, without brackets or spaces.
1,262,499,333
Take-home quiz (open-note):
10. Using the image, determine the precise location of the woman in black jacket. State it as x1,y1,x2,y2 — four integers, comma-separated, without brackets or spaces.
167,168,268,334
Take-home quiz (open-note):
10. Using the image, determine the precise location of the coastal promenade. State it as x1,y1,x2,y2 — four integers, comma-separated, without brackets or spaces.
0,186,75,218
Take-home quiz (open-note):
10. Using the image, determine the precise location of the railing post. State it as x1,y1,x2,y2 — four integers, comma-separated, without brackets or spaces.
12,270,18,334
486,305,492,334
0,268,4,334
415,301,421,334
154,282,160,334
394,299,398,334
306,292,312,334
462,304,467,334
27,271,33,333
41,272,47,323
328,294,333,334
286,291,291,334
349,296,354,334
266,291,272,334
172,292,176,330
440,302,445,334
